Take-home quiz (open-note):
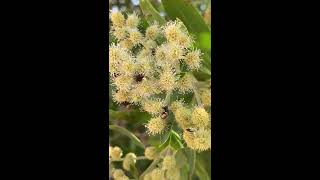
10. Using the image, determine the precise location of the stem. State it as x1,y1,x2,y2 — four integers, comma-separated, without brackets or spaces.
191,75,203,107
139,147,169,180
189,150,196,180
110,156,148,162
193,87,202,107
165,90,172,105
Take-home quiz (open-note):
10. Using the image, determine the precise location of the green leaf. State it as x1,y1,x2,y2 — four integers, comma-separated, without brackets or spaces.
188,150,196,180
157,132,171,152
195,158,210,180
130,164,139,180
109,125,145,149
140,0,166,25
175,150,188,169
157,130,184,151
161,0,210,34
198,32,211,50
109,109,151,123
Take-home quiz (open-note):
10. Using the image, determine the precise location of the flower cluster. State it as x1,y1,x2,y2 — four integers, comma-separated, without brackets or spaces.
143,153,180,180
171,101,212,151
109,10,210,153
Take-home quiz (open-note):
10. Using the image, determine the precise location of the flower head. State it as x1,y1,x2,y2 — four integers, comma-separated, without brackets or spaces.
110,10,125,27
129,30,143,45
191,107,210,128
146,24,160,40
142,98,165,116
126,12,140,29
145,117,166,135
174,105,192,129
144,146,157,160
159,69,176,92
163,21,183,43
110,146,123,160
177,73,194,93
112,169,126,179
183,128,211,151
184,49,202,70
123,152,137,171
112,27,127,40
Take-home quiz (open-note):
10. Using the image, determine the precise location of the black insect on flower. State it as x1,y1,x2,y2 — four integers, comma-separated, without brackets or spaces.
151,48,156,56
160,106,169,119
120,101,131,108
133,73,144,83
112,72,120,78
186,128,196,133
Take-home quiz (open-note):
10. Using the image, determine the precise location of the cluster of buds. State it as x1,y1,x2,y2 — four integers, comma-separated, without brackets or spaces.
143,152,180,180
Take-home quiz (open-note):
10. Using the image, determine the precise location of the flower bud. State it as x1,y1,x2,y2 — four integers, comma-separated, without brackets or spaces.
123,153,137,171
144,146,157,160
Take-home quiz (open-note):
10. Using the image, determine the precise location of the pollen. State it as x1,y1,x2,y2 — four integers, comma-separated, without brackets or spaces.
167,43,185,62
119,60,136,76
129,30,143,45
200,88,211,107
174,105,192,129
143,40,157,50
177,73,194,93
142,99,165,116
159,69,176,92
145,116,166,135
113,75,133,91
144,146,157,160
164,21,182,43
155,44,168,62
109,44,121,63
113,90,130,104
126,12,140,29
194,128,211,151
119,38,134,50
177,33,193,48
110,10,125,27
123,152,137,171
170,100,185,112
146,24,160,40
184,49,202,70
112,27,127,40
191,107,210,128
183,130,196,149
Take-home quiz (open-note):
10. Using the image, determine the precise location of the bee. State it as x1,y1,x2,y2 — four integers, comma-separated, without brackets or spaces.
133,73,144,83
112,73,120,78
172,67,176,74
160,106,169,119
151,48,156,56
120,101,131,108
185,128,196,133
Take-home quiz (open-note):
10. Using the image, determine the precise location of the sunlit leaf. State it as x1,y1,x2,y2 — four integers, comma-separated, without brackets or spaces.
140,0,166,25
109,125,145,149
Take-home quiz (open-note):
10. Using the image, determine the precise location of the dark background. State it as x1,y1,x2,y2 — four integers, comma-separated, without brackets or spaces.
1,0,317,179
